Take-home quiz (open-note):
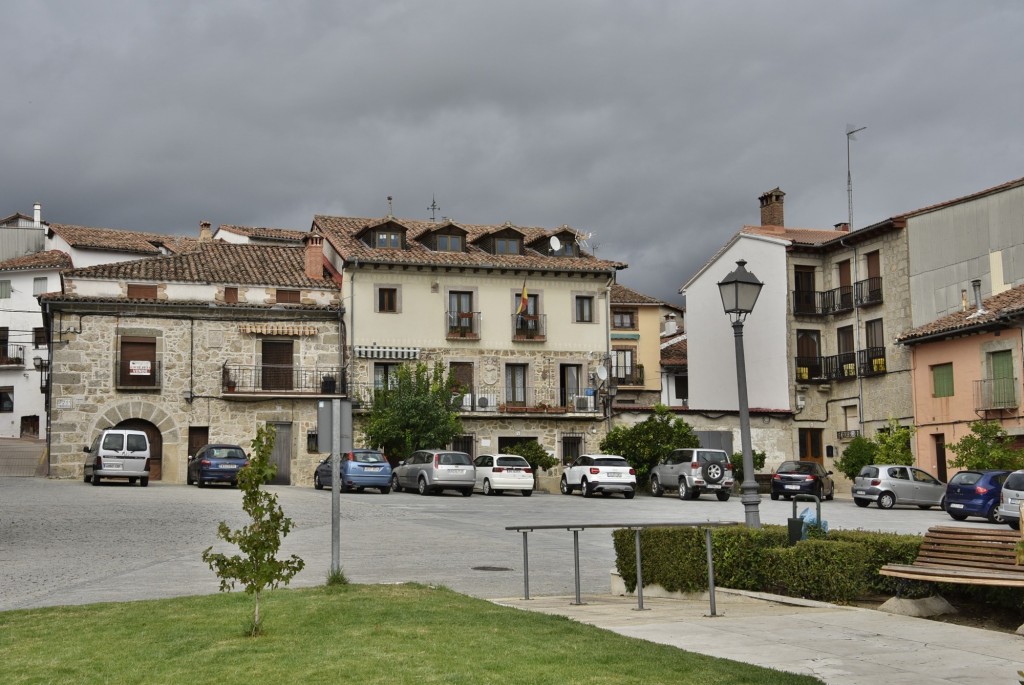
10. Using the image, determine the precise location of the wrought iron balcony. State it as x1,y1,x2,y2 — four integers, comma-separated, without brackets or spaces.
794,356,826,382
0,344,26,367
857,347,887,377
793,287,853,316
115,358,162,389
612,364,645,387
974,377,1018,411
446,311,480,340
222,364,345,396
823,352,858,381
854,277,883,306
511,314,546,341
347,383,600,414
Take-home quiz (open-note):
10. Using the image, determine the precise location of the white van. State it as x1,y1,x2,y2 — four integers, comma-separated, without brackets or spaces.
83,429,152,487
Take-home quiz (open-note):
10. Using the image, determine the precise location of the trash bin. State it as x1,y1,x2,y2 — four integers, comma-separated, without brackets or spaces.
787,494,822,546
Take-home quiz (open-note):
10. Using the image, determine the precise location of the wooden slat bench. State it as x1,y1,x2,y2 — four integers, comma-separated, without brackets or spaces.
879,525,1024,587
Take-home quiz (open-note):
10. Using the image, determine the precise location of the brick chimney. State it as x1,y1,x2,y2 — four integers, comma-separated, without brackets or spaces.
199,220,212,242
834,222,850,232
759,188,785,226
304,232,325,280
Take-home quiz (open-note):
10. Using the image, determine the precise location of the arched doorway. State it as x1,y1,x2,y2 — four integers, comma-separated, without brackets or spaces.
115,418,164,480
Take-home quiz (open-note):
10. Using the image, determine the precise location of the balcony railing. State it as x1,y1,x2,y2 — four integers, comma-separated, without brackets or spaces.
824,352,857,381
512,314,546,341
347,383,601,413
794,356,826,382
0,344,26,367
612,365,645,387
974,377,1018,411
222,364,345,395
115,358,162,389
854,277,883,306
446,311,480,340
857,347,887,377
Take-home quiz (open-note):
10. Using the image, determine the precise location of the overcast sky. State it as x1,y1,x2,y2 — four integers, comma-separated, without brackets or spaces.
4,1,1022,308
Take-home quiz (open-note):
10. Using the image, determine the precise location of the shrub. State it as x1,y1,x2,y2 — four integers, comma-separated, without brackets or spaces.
834,436,877,480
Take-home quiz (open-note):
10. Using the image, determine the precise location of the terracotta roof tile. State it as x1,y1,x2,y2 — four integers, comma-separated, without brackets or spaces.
898,283,1024,343
660,337,687,366
38,292,339,311
47,223,201,255
216,225,306,243
61,242,339,290
611,283,664,306
313,215,626,274
0,250,73,272
741,225,850,245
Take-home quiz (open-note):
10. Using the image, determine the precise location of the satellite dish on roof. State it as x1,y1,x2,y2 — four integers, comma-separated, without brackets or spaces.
549,236,561,252
596,366,608,381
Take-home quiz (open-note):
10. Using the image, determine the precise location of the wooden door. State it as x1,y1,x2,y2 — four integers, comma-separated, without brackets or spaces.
269,422,292,484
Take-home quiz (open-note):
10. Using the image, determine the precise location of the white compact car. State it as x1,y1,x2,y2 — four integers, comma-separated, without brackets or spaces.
473,453,534,496
560,454,636,499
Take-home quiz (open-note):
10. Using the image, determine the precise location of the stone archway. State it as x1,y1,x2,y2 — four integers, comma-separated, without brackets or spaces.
90,401,178,482
114,419,164,480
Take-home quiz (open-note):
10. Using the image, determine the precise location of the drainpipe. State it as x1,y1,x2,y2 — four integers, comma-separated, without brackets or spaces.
839,235,864,428
604,274,614,435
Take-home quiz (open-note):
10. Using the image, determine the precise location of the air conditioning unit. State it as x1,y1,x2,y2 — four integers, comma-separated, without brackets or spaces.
476,393,499,411
574,395,595,411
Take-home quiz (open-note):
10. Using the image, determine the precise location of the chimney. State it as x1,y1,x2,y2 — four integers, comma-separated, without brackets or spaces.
759,188,785,226
304,232,325,280
663,313,678,336
971,279,983,311
33,202,41,227
833,222,850,232
199,220,212,242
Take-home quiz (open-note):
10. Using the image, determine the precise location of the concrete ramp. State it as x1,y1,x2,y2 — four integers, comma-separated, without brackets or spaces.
0,438,47,477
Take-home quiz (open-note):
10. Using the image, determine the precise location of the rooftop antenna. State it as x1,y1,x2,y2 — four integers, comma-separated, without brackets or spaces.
428,195,441,222
846,124,866,232
386,195,394,217
574,230,594,254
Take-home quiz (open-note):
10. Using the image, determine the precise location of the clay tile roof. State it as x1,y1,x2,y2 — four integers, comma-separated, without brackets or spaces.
216,225,306,243
47,223,201,255
660,337,687,366
611,283,664,305
313,215,626,274
741,225,849,245
62,242,339,290
0,250,73,272
898,283,1024,343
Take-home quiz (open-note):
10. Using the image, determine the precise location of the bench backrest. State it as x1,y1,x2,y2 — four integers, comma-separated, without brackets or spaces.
915,526,1024,576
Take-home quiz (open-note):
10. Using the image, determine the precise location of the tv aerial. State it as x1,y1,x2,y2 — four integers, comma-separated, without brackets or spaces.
574,230,594,253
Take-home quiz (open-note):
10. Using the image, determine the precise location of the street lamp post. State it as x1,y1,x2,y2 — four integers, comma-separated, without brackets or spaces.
717,260,764,528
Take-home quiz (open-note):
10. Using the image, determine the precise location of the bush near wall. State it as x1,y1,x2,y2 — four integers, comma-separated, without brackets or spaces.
612,525,924,604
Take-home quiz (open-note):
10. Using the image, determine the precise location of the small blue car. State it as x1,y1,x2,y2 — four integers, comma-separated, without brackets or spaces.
945,469,1011,523
187,443,249,488
314,449,392,494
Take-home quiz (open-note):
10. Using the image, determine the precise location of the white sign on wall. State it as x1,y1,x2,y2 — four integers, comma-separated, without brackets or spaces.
129,360,152,375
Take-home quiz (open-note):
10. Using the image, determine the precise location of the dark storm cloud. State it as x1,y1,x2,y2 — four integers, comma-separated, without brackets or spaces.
3,1,1022,307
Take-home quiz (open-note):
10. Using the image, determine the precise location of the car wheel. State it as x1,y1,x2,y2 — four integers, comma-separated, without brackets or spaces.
129,477,137,484
483,479,494,496
650,476,664,497
314,473,324,490
770,491,779,501
1009,519,1021,531
716,491,731,502
702,462,725,485
948,511,969,521
815,484,824,501
92,475,101,486
84,473,91,483
391,475,403,493
560,476,570,495
987,505,1006,524
197,478,206,488
877,491,896,509
379,486,390,494
461,488,473,497
580,478,591,498
624,490,635,500
187,472,194,486
418,477,430,496
678,480,690,500
826,485,835,501
854,497,870,508
140,477,149,487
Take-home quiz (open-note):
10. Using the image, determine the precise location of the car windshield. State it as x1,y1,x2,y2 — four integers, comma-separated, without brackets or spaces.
497,457,530,467
213,447,245,459
594,458,627,467
949,472,980,486
354,452,385,463
779,462,816,475
699,452,727,463
438,453,472,466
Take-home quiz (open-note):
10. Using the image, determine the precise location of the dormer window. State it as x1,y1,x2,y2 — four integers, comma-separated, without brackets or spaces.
495,237,520,255
551,240,577,257
436,234,463,252
375,230,401,248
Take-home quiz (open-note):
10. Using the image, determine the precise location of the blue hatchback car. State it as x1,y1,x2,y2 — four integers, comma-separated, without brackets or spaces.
945,469,1011,523
313,449,392,494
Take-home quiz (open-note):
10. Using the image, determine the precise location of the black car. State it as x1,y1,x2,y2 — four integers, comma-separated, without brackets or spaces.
770,460,835,501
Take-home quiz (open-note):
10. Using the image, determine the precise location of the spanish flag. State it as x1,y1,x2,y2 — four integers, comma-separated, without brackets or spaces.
515,280,528,316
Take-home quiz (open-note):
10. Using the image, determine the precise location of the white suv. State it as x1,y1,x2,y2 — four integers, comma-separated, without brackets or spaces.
649,448,734,501
560,454,636,499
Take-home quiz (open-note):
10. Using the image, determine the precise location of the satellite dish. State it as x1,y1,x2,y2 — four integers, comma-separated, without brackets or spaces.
549,236,561,252
596,366,608,381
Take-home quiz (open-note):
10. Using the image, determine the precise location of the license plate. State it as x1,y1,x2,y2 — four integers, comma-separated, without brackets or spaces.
607,472,621,478
948,503,964,509
1011,498,1022,505
448,469,466,475
785,485,800,490
854,490,866,495
364,467,381,472
220,464,238,469
105,463,122,470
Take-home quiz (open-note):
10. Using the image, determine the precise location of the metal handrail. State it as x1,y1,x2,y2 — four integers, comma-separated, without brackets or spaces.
505,521,739,614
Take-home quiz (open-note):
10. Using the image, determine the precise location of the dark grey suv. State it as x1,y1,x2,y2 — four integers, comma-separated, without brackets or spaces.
649,448,734,501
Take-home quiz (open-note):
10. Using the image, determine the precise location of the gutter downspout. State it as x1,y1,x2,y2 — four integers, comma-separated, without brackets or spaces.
840,235,865,429
604,274,614,435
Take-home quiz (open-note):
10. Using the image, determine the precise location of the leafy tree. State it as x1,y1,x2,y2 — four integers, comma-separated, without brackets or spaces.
874,418,915,465
599,404,699,483
730,449,766,485
363,362,463,463
948,420,1024,471
202,425,305,636
834,435,878,480
504,440,559,488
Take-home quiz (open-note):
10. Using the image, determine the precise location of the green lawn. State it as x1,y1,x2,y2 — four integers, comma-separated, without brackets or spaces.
0,584,822,684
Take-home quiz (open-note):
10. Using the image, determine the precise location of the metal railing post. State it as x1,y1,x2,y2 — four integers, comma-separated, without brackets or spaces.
521,530,531,600
633,527,647,611
570,528,585,605
705,527,719,617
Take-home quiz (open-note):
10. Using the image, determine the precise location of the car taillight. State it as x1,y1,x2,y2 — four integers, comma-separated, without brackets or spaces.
94,455,102,469
870,479,881,486
433,455,440,468
201,459,212,467
524,467,533,473
975,486,990,495
806,475,818,481
493,467,505,472
589,467,600,475
725,463,733,471
629,468,636,475
347,453,356,461
772,474,782,480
